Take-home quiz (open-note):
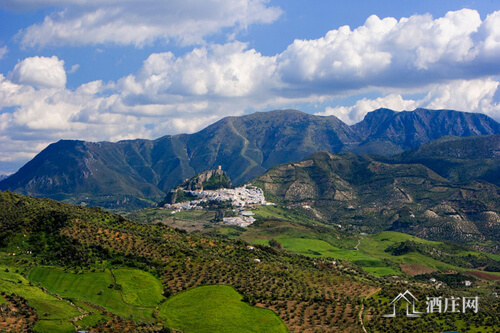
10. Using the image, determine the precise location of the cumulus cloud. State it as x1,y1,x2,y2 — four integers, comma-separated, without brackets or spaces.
8,56,66,89
2,9,500,173
317,94,419,124
115,9,500,104
316,79,500,124
275,9,500,94
475,11,500,60
0,71,243,173
119,42,277,101
422,79,500,117
9,0,282,47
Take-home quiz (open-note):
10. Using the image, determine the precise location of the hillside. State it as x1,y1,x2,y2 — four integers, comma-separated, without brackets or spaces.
1,191,499,332
0,190,372,332
394,134,500,186
2,191,500,332
1,108,499,210
253,148,500,252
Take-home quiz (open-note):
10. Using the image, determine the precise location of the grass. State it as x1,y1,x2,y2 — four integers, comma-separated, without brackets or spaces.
33,320,75,333
241,217,399,275
74,312,109,328
218,226,245,239
158,285,288,333
357,231,462,272
362,266,399,276
251,205,288,220
243,220,399,275
251,225,500,277
113,268,164,307
72,300,111,328
246,229,468,276
0,266,79,321
130,206,500,279
29,267,162,321
275,238,340,257
0,265,80,332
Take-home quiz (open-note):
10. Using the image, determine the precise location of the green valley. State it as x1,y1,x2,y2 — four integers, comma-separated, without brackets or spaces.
1,184,500,332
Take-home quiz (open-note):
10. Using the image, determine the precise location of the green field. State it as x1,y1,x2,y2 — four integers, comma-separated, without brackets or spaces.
0,265,80,332
131,205,499,277
357,232,462,271
246,229,487,276
72,300,111,328
33,320,75,333
126,205,500,279
241,218,399,276
113,268,164,307
29,267,163,321
158,285,288,333
255,237,340,257
251,205,289,220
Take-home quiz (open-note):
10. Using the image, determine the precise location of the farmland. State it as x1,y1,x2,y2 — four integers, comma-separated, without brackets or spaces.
1,191,499,332
158,285,288,333
130,205,500,279
0,264,80,332
29,267,162,321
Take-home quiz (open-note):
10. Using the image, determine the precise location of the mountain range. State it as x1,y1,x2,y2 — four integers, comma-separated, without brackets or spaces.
1,108,499,210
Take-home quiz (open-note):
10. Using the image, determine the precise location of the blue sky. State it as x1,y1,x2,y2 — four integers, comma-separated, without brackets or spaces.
1,0,500,174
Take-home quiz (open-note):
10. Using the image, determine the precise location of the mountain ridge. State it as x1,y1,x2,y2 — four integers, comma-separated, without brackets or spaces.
253,135,500,252
1,108,499,210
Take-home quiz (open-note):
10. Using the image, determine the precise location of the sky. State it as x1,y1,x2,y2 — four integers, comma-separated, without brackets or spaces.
0,0,500,174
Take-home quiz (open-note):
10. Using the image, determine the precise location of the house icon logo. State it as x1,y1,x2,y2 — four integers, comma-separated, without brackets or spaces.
383,290,425,318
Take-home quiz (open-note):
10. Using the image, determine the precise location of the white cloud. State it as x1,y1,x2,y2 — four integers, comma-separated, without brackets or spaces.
2,9,500,173
11,0,282,47
8,56,66,89
476,11,500,59
421,78,500,117
113,9,500,117
276,9,498,93
277,15,396,86
385,9,481,69
121,42,277,100
0,46,7,59
110,9,500,105
317,94,419,124
68,64,79,74
316,79,500,124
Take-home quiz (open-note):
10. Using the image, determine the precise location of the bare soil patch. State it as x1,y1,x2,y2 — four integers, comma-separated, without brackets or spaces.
400,264,437,276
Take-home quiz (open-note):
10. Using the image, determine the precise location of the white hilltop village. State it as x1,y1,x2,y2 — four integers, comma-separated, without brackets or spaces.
163,184,275,227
